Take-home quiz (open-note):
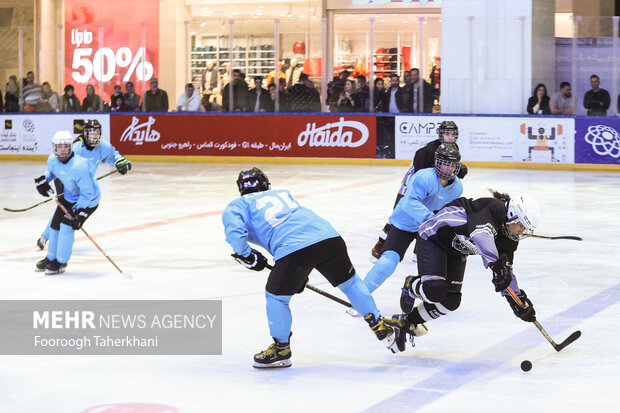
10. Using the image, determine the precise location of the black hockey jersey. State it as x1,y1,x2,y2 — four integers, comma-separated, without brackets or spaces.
418,197,519,267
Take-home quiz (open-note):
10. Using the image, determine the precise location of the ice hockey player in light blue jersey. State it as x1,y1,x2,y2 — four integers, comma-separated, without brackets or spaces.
36,119,131,250
34,131,100,274
363,143,463,295
222,167,406,368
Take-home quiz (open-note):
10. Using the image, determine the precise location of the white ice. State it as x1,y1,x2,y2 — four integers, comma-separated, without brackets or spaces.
0,160,618,413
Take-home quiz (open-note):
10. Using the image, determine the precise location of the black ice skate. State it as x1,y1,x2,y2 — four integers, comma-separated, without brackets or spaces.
371,238,384,261
400,275,417,314
365,313,403,353
393,313,429,351
253,338,292,369
36,236,48,251
45,259,67,275
35,257,50,272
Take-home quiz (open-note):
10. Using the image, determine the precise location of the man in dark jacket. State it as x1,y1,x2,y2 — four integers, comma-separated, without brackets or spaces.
247,76,273,112
583,74,610,116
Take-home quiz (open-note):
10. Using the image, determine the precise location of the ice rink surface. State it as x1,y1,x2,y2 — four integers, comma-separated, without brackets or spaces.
0,160,618,413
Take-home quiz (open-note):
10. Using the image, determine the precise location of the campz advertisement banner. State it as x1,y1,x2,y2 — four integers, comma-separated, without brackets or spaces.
395,116,575,163
574,118,620,165
65,0,159,103
110,114,377,158
0,114,110,155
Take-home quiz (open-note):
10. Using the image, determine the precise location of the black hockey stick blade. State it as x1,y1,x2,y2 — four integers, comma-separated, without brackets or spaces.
553,330,582,352
532,234,583,241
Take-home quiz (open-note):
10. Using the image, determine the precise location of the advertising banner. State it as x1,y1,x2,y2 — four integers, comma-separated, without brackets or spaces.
64,1,159,102
395,115,575,164
574,118,620,165
110,115,377,158
0,114,110,156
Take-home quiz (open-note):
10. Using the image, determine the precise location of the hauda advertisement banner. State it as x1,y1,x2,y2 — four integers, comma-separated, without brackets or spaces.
64,0,159,103
395,116,575,164
109,115,377,158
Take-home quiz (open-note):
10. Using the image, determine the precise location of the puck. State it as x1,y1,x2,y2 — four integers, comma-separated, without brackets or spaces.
520,360,532,372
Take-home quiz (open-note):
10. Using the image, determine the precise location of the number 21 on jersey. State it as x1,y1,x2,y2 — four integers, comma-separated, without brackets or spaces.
255,191,299,227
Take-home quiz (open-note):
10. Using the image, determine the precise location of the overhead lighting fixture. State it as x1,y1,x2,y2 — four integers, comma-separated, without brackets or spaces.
201,22,206,27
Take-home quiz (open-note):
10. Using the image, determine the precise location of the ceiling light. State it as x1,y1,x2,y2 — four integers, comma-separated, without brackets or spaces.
201,22,206,27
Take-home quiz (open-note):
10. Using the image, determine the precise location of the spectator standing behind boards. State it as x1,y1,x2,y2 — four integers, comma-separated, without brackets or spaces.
20,71,42,112
583,74,610,116
247,76,273,112
373,78,389,112
4,75,20,112
144,77,169,112
287,73,314,112
526,83,551,115
110,94,129,112
60,85,81,112
221,69,249,112
353,75,370,112
549,81,573,115
110,85,123,108
81,84,102,112
35,82,59,112
176,83,204,112
410,68,434,113
124,81,141,111
304,77,321,112
387,74,405,114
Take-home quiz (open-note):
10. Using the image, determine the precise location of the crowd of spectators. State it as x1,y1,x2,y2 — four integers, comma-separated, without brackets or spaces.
1,69,617,116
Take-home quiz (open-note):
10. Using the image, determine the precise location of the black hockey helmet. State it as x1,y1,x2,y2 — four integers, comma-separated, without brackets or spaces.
83,119,102,149
434,143,461,180
437,120,458,143
237,167,271,195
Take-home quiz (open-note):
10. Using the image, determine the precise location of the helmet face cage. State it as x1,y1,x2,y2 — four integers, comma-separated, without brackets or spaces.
52,132,74,162
237,167,271,195
504,194,540,241
437,121,459,143
434,143,461,180
83,120,102,148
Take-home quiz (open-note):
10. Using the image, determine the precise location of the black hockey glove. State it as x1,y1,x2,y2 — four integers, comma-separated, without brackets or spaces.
35,175,54,197
232,249,268,272
505,289,536,322
71,208,89,230
489,254,513,292
457,163,468,179
115,157,132,175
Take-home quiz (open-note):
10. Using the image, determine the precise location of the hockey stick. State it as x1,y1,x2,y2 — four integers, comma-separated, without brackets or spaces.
265,263,354,308
4,170,119,212
54,198,132,279
506,286,581,352
531,234,583,241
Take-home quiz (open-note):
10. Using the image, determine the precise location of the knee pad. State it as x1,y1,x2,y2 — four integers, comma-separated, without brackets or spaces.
419,275,449,303
439,291,462,312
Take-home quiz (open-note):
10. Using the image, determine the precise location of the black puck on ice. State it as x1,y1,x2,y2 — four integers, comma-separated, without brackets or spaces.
520,360,532,372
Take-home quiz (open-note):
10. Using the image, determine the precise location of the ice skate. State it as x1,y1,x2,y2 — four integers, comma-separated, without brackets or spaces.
45,259,67,275
365,313,403,353
253,339,292,369
35,257,50,272
36,236,47,251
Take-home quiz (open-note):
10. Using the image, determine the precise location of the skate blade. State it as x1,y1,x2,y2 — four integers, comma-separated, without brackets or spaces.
253,359,292,369
45,268,66,275
346,308,362,318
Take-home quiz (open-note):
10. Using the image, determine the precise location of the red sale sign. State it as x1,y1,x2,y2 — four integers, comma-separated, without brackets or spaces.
64,1,159,102
110,114,377,158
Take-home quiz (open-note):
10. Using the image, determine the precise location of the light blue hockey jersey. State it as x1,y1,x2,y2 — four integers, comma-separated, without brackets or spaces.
389,167,463,233
222,189,340,260
44,154,99,209
72,138,122,175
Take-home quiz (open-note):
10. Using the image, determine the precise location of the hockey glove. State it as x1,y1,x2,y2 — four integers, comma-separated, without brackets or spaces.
489,254,513,292
505,289,536,322
71,208,89,230
457,163,468,179
115,157,132,175
35,175,54,197
231,249,268,272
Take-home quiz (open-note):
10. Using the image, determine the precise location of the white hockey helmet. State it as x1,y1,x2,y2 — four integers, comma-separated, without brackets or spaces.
506,193,540,239
52,130,74,162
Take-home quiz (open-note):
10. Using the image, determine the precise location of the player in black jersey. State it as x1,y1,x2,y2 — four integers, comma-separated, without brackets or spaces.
371,121,468,260
394,190,540,351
